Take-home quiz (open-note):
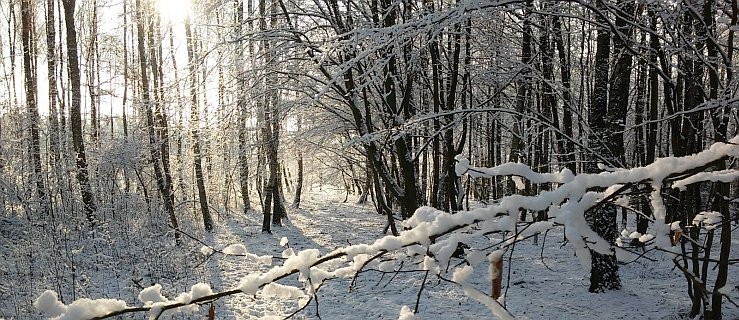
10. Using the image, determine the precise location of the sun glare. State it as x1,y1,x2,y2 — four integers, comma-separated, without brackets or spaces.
156,0,192,23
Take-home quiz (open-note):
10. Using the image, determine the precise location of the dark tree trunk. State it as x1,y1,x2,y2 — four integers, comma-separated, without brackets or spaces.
292,153,304,208
134,0,179,241
22,0,47,218
185,18,214,232
292,115,304,208
552,14,576,174
259,0,272,233
62,0,97,226
45,0,61,164
511,0,533,173
587,0,621,293
121,0,129,138
235,0,253,214
147,15,177,224
369,0,420,219
705,0,731,317
86,0,99,142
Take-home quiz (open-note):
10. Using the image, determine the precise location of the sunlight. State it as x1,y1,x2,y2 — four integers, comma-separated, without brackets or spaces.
155,0,192,24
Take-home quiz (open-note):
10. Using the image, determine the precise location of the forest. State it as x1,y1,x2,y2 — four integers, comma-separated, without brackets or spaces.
0,0,738,318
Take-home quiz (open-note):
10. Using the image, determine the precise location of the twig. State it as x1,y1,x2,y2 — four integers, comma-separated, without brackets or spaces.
616,247,658,264
384,260,405,288
282,296,313,320
349,250,388,292
414,270,429,314
309,277,322,319
540,229,556,272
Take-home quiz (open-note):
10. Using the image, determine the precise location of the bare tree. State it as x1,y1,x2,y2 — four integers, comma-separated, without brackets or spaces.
21,0,47,218
586,0,621,293
184,16,214,232
61,0,97,226
45,0,61,164
134,0,179,241
235,0,253,213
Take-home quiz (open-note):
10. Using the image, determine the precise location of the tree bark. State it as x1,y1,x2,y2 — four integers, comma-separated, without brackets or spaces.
134,0,179,241
587,0,621,293
62,0,97,226
45,0,61,165
185,17,214,232
235,0,253,213
552,14,576,173
22,0,47,218
293,115,304,208
86,0,99,142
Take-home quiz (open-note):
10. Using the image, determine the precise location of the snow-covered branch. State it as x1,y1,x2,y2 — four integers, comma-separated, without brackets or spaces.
35,137,739,319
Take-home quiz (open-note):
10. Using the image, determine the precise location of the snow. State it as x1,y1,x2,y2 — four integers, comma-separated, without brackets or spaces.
452,265,474,283
693,211,723,230
262,283,305,299
21,189,739,319
33,290,66,318
638,234,655,243
138,284,168,305
398,305,417,320
672,170,739,190
54,298,128,320
17,137,739,319
223,244,248,255
462,286,514,320
189,283,214,301
718,284,736,295
200,246,214,256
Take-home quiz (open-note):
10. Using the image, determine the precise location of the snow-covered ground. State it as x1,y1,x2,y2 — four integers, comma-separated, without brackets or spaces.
2,188,738,319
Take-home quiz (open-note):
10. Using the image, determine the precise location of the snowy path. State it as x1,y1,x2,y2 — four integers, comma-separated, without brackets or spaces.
193,192,492,319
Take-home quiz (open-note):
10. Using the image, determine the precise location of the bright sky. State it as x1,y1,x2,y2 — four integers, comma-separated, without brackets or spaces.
156,0,192,25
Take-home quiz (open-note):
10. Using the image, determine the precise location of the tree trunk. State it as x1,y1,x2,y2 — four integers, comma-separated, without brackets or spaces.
587,0,621,293
134,0,179,241
22,0,47,219
86,0,99,142
147,15,177,223
705,0,731,317
293,115,304,208
234,0,253,213
121,0,129,138
62,0,97,226
45,0,61,165
185,18,214,232
369,0,420,218
552,14,576,174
